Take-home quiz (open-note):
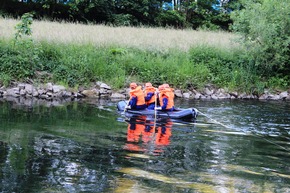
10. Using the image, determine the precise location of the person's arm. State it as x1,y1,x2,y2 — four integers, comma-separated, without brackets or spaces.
129,96,137,108
145,92,154,101
161,97,168,110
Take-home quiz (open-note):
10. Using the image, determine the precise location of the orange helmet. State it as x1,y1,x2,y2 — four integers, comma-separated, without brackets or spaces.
130,82,137,89
163,84,170,88
158,85,165,91
145,82,152,87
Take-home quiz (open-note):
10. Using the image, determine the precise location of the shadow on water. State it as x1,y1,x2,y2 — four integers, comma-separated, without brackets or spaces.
0,98,290,192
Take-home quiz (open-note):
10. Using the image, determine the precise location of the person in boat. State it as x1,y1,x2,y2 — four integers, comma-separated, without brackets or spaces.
163,83,175,101
126,82,147,110
155,85,175,111
144,82,157,110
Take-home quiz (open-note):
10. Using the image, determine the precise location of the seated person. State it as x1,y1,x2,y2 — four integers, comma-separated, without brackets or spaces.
163,83,174,101
144,82,157,110
155,85,174,111
126,82,147,110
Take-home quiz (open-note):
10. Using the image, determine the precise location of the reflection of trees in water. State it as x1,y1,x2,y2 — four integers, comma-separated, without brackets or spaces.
30,135,116,192
0,135,118,192
0,100,123,192
160,137,214,176
0,141,19,193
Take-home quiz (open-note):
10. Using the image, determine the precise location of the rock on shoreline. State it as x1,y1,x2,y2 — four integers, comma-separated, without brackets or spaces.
0,82,289,102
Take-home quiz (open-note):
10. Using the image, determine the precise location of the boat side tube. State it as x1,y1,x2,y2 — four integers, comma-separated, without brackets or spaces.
117,100,198,120
117,101,127,111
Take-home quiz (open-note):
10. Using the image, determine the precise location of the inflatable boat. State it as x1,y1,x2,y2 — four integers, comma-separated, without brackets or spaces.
117,101,198,121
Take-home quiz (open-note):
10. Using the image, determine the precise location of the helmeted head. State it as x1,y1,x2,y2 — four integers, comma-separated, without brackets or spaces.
130,82,137,89
158,85,165,91
145,82,152,87
163,84,170,88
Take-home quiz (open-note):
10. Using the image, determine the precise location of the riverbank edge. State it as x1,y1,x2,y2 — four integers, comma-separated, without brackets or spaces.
0,82,289,104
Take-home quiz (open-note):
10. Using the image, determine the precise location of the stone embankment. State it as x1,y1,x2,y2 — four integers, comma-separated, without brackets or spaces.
0,82,289,103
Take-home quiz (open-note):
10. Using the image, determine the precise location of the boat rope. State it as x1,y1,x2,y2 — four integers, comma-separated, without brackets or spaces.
196,110,232,129
196,109,290,152
256,134,289,152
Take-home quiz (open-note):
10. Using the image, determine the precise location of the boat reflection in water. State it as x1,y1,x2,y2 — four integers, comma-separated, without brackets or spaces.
123,115,172,155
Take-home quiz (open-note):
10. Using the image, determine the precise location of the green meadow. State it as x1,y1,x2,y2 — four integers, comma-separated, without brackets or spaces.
0,17,287,94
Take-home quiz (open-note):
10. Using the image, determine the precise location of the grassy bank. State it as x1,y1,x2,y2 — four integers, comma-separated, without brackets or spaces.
0,17,287,94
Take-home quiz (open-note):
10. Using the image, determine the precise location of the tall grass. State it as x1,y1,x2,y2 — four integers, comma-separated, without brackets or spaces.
0,17,239,52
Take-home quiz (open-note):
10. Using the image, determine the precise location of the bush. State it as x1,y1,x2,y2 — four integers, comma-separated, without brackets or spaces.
0,39,41,80
231,0,290,78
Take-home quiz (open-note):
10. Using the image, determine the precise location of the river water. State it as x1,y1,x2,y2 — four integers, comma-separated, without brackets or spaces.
0,98,289,192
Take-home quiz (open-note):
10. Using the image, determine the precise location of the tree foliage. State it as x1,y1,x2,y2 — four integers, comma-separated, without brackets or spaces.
114,0,164,25
230,0,290,78
14,12,33,40
0,0,236,29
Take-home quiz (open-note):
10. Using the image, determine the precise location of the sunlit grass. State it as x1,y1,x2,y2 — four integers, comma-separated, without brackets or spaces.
0,17,240,51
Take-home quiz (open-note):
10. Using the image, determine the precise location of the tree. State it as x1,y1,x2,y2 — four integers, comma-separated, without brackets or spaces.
231,0,290,78
66,0,115,23
1,0,237,29
181,0,231,30
114,0,164,26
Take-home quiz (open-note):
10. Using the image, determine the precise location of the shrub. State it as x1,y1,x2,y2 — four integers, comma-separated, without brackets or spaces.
231,0,290,78
0,39,41,80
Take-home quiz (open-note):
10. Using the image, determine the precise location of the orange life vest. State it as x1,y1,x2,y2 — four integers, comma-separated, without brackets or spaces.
129,86,146,106
144,86,156,105
169,88,175,100
159,88,174,109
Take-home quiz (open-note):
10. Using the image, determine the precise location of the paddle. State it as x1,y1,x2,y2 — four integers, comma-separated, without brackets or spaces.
123,100,129,113
153,90,158,131
148,90,158,152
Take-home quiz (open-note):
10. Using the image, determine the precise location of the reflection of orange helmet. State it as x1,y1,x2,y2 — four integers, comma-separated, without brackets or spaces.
123,143,144,152
130,82,137,89
145,82,152,87
158,85,165,91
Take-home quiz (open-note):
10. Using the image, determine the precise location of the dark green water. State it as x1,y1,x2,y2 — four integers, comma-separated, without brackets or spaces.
0,98,289,193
